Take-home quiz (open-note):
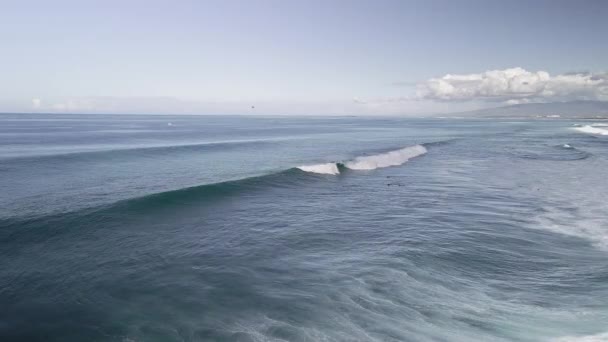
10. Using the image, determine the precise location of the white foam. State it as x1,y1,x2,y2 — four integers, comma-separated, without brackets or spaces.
297,163,340,175
574,125,608,136
552,331,608,342
536,203,608,251
563,144,572,148
297,145,428,175
344,145,427,170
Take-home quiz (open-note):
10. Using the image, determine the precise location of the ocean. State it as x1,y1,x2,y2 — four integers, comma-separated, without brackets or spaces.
1,114,607,342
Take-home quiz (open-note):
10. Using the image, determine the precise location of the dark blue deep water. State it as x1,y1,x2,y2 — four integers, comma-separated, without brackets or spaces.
1,114,607,341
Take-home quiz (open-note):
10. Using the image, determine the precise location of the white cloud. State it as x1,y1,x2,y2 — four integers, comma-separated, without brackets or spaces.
31,98,41,108
416,67,608,102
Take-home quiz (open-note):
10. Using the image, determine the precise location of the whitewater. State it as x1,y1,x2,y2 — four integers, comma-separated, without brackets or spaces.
574,124,608,136
297,145,427,175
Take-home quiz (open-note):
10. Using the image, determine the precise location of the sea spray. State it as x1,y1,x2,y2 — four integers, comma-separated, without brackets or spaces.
345,145,427,170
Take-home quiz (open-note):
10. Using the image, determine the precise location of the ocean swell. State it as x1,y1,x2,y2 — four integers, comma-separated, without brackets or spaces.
4,145,430,225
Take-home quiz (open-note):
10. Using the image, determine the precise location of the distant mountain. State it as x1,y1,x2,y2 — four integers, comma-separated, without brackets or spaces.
444,101,608,119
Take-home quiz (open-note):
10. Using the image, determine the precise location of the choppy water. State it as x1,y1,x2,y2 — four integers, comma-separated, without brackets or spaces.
1,114,607,342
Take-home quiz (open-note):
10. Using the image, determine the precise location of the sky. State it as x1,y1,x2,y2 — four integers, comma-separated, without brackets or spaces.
1,0,607,115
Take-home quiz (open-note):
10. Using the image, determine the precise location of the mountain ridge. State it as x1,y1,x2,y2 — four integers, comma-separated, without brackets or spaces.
440,101,608,119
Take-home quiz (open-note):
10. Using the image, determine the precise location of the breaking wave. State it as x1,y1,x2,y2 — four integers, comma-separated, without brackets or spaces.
296,163,340,175
3,144,432,227
574,125,608,136
297,145,427,175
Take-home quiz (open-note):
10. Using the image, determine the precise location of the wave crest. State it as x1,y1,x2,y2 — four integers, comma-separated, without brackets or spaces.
574,125,608,136
297,145,427,175
345,145,427,170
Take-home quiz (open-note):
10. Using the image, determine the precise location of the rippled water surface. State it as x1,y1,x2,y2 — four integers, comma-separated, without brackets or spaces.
1,114,607,341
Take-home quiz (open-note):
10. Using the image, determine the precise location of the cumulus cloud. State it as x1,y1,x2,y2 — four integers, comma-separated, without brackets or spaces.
416,67,608,102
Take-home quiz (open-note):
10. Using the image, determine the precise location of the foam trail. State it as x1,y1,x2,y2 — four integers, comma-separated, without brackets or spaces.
345,145,427,170
536,205,608,251
574,125,608,136
552,331,608,342
297,163,340,175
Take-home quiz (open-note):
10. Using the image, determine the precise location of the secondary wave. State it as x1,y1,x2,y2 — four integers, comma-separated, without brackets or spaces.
297,145,427,175
0,138,285,161
510,143,591,161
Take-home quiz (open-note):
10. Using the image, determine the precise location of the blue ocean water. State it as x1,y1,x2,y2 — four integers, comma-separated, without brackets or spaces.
1,114,607,341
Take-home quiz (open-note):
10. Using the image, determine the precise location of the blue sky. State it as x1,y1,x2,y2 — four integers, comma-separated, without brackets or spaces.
2,0,607,115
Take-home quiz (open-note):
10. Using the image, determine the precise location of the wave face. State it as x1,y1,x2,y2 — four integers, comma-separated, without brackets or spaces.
297,145,427,175
119,145,430,212
296,163,340,175
574,125,608,136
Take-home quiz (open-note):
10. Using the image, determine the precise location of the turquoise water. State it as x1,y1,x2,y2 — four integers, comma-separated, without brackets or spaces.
1,114,607,341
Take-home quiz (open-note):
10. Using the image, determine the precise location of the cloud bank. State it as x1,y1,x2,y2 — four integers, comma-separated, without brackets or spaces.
416,67,608,103
28,96,389,116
